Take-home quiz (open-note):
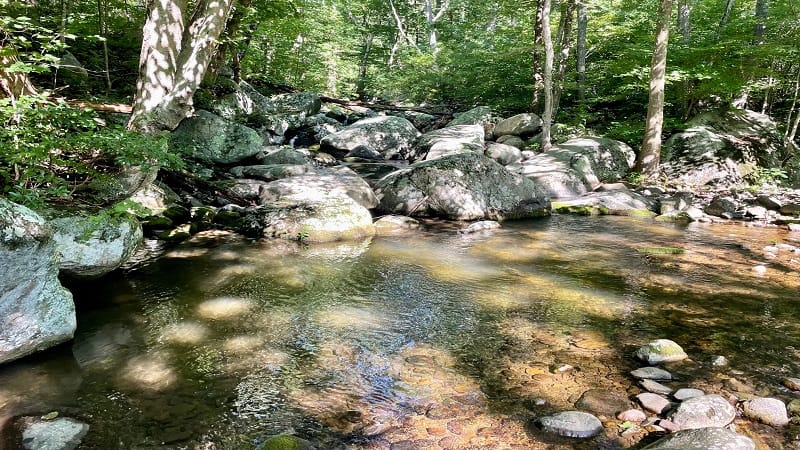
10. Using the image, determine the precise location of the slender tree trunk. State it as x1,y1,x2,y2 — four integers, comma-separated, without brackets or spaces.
532,0,545,113
553,0,575,118
576,1,587,104
716,0,734,41
636,0,673,176
541,0,554,151
424,0,449,57
389,0,421,51
678,0,692,118
356,33,374,100
785,66,800,139
128,0,236,133
97,0,111,95
753,0,768,44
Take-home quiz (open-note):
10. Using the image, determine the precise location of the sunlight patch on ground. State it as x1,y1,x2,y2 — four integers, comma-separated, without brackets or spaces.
119,354,177,391
196,297,255,320
162,248,210,259
158,321,209,345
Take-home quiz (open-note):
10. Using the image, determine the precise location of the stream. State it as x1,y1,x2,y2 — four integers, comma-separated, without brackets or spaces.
1,215,799,449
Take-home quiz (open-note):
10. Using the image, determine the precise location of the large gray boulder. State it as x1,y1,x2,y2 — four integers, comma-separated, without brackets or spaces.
494,113,542,137
375,152,551,220
319,116,420,160
170,110,263,164
20,417,89,450
258,166,379,209
241,189,375,243
1,199,75,365
662,108,800,187
50,213,143,279
412,124,485,161
446,106,494,128
669,394,736,430
642,427,754,450
514,136,634,198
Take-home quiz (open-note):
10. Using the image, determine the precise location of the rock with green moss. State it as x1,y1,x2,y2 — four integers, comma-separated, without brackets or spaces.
446,106,494,128
376,152,551,221
50,213,143,279
256,434,315,450
635,339,688,365
170,110,264,165
551,190,656,217
1,199,76,365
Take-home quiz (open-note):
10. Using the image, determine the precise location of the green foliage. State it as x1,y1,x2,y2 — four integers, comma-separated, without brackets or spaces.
746,166,789,188
0,95,183,208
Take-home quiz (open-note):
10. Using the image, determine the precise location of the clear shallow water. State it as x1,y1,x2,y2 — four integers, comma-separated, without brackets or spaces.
1,215,799,449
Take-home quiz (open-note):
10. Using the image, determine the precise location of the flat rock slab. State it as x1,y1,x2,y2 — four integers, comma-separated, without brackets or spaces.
631,367,673,380
674,388,705,401
574,389,632,416
641,379,673,395
742,397,789,427
537,411,603,438
634,339,688,365
21,417,89,450
669,394,735,429
642,427,754,450
637,393,671,414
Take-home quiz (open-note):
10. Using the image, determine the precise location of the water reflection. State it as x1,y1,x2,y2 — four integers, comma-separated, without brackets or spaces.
0,215,798,448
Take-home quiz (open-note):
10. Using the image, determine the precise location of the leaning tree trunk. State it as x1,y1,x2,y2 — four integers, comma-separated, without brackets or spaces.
636,0,673,177
716,0,734,41
540,0,554,151
576,1,588,104
127,0,236,133
553,0,576,118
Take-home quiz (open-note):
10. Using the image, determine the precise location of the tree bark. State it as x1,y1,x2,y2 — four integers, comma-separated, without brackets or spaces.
753,0,768,44
97,0,112,95
576,1,587,104
553,0,575,118
0,52,38,102
636,0,673,176
127,0,235,133
715,0,734,41
424,0,449,57
531,0,545,113
787,66,800,142
541,0,554,151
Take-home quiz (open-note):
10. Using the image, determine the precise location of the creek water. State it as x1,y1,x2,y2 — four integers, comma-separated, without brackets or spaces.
1,215,799,449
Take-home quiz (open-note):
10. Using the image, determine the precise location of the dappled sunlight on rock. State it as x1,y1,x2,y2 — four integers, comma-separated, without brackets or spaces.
221,335,265,354
222,347,290,374
118,353,177,392
314,305,390,330
299,239,371,261
196,297,254,320
162,247,210,259
158,321,209,345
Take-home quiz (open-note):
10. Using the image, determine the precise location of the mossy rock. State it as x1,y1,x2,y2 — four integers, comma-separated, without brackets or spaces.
256,434,315,450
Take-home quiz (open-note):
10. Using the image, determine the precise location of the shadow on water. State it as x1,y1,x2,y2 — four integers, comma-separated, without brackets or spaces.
1,215,799,449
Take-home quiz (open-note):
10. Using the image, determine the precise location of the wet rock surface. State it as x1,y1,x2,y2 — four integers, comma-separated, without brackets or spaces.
536,411,603,438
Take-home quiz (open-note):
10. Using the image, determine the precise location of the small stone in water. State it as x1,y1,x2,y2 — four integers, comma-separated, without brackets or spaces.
673,388,705,401
711,355,729,366
742,397,789,427
634,339,688,365
537,411,603,438
641,379,673,395
617,409,647,423
782,377,800,391
630,367,672,380
636,393,671,414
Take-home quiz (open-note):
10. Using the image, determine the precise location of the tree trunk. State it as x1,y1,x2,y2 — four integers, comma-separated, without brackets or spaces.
531,0,545,113
576,1,587,104
356,32,374,100
541,0,554,151
715,0,734,41
0,52,38,102
785,66,800,140
636,0,673,176
424,0,449,57
97,0,112,95
127,0,235,133
389,0,421,52
553,0,575,118
678,0,692,118
205,0,253,86
753,0,768,44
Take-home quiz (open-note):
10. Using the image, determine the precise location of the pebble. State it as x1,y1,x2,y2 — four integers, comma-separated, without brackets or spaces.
536,411,603,438
782,377,800,391
752,265,767,275
630,367,672,380
640,427,754,450
742,397,789,427
636,393,671,414
673,388,705,401
640,379,673,395
711,355,729,366
617,409,647,423
634,339,688,365
669,394,735,429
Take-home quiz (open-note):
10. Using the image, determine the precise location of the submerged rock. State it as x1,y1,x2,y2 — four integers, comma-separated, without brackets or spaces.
50,213,143,279
536,411,603,438
641,427,754,450
1,199,76,365
669,394,736,430
552,190,656,217
574,389,633,416
634,339,688,365
256,434,315,450
376,153,551,221
374,215,420,235
20,417,89,450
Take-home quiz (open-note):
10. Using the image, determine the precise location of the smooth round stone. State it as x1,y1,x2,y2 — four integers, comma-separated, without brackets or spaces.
617,409,647,423
782,377,800,391
641,379,673,395
574,389,632,416
637,393,671,414
634,339,688,365
742,397,789,427
669,394,735,429
537,411,603,438
630,367,672,380
673,388,705,401
641,427,754,450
